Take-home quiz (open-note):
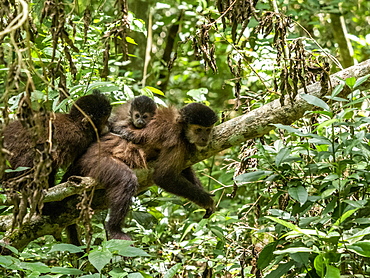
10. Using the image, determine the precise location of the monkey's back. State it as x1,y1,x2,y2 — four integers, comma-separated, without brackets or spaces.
64,133,148,182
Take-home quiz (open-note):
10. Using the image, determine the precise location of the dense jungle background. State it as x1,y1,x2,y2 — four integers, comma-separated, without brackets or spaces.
2,0,370,277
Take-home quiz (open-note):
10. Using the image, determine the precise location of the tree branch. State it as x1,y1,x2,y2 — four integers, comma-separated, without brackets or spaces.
191,59,370,164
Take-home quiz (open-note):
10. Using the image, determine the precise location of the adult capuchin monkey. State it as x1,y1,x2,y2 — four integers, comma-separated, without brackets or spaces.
64,102,218,241
62,95,157,243
1,90,111,230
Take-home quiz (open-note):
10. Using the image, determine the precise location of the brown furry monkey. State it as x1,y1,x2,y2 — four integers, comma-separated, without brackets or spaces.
2,90,112,186
64,103,218,240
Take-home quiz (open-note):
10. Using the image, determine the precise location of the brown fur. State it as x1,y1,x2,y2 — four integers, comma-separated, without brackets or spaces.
64,103,218,240
2,92,112,186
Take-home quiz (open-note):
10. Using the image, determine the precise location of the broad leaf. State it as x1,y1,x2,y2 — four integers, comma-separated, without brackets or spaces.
265,261,294,278
257,241,278,269
301,93,330,111
275,148,291,167
235,171,273,183
117,246,150,257
274,247,313,255
325,265,340,278
50,243,83,254
354,74,370,89
164,263,182,278
347,241,370,257
288,186,308,205
88,249,112,272
145,86,165,96
265,216,301,232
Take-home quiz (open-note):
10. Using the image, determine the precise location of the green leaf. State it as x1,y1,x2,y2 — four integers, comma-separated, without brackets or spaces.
272,124,306,136
309,110,334,117
186,88,208,102
0,256,21,270
290,252,310,265
50,243,83,254
117,246,150,257
257,241,278,269
164,263,182,278
210,226,225,239
264,261,294,278
325,265,340,278
144,86,165,96
126,36,138,45
321,188,337,199
331,81,345,97
50,267,83,275
347,241,370,257
5,166,30,173
301,93,330,111
0,243,18,254
234,171,273,183
88,249,112,272
346,227,370,243
316,119,339,130
330,208,358,231
19,262,50,273
105,239,133,251
274,247,313,255
265,216,301,232
123,84,135,98
285,228,326,238
180,222,197,241
79,274,102,278
314,254,325,277
275,148,290,167
128,273,145,278
354,74,370,88
288,186,308,205
345,76,357,88
132,18,146,34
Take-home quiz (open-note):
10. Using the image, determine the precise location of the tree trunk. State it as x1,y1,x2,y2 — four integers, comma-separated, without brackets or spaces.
330,12,355,68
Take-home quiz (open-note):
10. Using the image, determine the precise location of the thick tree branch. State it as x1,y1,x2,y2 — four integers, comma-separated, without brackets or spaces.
191,59,370,164
2,59,370,250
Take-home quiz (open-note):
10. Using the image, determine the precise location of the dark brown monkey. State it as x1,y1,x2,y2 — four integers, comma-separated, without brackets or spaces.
109,95,157,138
2,90,112,186
62,96,157,242
64,103,218,240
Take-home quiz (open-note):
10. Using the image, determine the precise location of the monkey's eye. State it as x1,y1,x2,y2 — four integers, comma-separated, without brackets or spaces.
195,128,202,134
134,113,140,118
143,115,148,119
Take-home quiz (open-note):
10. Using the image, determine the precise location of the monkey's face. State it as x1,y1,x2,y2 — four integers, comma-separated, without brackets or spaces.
132,110,154,129
185,124,214,150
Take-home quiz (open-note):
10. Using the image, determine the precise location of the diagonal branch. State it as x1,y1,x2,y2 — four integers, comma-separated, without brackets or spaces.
191,59,370,164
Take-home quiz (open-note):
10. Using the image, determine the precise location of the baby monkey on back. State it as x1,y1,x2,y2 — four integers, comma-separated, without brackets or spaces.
109,95,157,138
64,100,218,241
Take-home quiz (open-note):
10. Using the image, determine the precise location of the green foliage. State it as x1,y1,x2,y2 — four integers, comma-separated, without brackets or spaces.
2,0,370,277
234,79,370,276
